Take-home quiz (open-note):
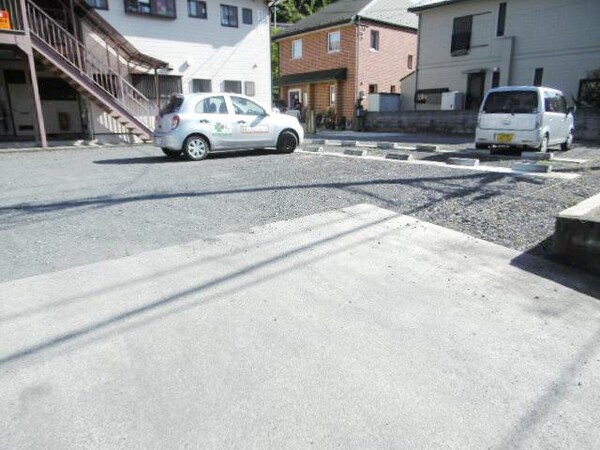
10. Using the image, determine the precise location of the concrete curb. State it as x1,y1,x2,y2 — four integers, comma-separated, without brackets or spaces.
393,144,417,151
385,153,413,161
514,162,552,173
522,151,554,161
447,157,480,167
416,144,437,152
554,192,600,275
344,149,367,157
341,140,357,147
376,142,394,149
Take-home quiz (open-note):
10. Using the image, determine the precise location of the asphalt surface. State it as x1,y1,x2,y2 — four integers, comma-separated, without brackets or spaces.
1,143,600,283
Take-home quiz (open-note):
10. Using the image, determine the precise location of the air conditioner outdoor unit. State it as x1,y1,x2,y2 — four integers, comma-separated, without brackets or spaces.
441,91,465,110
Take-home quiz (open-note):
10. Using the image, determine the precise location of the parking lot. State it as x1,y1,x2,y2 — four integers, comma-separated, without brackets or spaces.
2,138,600,448
1,137,599,283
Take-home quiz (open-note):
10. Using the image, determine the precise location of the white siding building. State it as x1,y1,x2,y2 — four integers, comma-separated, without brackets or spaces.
0,0,272,146
405,0,600,111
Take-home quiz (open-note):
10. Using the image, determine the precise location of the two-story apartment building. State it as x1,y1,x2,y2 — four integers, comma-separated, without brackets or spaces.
0,0,272,146
273,0,417,128
405,0,600,111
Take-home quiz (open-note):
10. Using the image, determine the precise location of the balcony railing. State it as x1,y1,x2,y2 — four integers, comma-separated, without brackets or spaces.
0,0,24,32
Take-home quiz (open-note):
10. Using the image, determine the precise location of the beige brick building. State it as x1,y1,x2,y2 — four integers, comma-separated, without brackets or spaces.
273,0,417,128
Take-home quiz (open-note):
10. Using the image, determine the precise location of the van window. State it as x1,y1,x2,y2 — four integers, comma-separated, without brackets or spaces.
482,91,538,114
159,95,184,116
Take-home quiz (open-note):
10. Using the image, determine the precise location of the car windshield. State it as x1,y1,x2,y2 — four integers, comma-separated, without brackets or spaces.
159,95,184,116
482,91,539,114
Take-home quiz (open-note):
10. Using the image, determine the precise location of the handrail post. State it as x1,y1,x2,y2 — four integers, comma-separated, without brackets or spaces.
19,0,48,149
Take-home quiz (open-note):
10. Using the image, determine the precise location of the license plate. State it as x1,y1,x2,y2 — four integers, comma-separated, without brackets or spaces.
496,133,514,143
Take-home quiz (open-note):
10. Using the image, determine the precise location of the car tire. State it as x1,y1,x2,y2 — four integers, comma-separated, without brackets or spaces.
560,130,573,151
277,130,298,154
183,135,209,161
162,148,182,158
537,134,549,153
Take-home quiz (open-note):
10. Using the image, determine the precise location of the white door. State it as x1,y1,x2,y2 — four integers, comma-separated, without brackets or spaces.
229,95,275,148
8,84,36,136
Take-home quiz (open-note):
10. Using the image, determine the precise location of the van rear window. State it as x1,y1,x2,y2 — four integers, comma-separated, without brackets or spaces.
482,91,539,114
159,95,184,116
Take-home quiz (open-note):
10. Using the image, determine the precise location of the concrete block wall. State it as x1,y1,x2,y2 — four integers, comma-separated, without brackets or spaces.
366,110,477,134
365,109,600,142
574,109,600,143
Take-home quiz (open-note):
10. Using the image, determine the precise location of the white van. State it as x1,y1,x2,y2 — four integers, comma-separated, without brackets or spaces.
475,86,574,152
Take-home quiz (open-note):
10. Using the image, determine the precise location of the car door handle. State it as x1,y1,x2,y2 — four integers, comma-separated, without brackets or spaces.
237,120,246,124
199,119,209,124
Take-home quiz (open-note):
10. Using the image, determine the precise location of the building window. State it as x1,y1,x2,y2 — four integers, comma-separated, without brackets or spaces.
86,0,108,9
368,84,378,94
492,70,500,88
329,85,336,105
370,30,379,51
131,74,182,99
188,0,206,18
533,68,544,86
328,31,341,53
220,4,238,27
242,8,252,24
407,54,413,70
125,0,176,18
451,15,472,56
390,85,396,93
192,78,212,93
244,81,255,97
292,39,303,59
496,3,506,37
224,80,242,93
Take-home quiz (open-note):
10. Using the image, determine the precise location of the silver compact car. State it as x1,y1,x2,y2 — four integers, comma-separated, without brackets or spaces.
154,93,304,160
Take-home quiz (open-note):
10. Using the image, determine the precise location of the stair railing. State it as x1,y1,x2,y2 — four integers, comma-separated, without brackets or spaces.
25,0,156,132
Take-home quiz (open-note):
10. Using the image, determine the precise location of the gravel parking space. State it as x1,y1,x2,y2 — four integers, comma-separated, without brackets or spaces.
1,143,599,282
305,140,598,173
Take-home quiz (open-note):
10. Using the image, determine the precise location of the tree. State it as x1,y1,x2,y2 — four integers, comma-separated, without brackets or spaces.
272,0,338,26
578,68,600,108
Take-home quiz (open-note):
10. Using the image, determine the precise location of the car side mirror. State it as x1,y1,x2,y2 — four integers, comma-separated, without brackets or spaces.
567,105,576,114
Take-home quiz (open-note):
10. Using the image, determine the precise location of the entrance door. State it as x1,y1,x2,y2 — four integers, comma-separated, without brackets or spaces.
288,89,301,109
466,72,486,110
8,84,36,136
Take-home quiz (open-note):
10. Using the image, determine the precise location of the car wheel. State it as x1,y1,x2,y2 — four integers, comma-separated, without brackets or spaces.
538,134,549,153
184,135,209,161
162,148,182,158
277,130,298,154
560,130,573,151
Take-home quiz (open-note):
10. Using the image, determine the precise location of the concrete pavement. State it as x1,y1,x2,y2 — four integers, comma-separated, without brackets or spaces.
1,204,599,449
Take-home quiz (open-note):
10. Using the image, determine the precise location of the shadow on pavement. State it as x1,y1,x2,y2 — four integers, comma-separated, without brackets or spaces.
94,149,281,165
511,236,600,300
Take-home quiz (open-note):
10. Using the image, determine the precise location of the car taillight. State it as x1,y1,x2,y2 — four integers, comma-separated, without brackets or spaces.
171,115,180,130
155,115,160,128
535,114,542,129
477,112,482,127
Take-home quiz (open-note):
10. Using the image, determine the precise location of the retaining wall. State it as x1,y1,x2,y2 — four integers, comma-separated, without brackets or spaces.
365,109,600,142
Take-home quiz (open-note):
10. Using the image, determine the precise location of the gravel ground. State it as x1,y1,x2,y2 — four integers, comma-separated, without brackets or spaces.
1,143,599,282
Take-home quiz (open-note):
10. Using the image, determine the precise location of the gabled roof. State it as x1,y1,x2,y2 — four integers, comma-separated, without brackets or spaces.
409,0,471,13
274,0,417,40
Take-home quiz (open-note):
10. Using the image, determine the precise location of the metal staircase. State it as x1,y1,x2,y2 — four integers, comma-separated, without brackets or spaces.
24,0,156,140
